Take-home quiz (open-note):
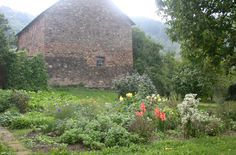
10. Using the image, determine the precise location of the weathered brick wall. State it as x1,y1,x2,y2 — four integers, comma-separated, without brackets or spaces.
43,0,133,87
18,0,133,88
17,15,45,56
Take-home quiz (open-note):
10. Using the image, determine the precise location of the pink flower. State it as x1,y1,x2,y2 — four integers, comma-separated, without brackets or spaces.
160,112,166,121
140,102,146,113
135,111,144,117
154,108,166,121
154,108,161,118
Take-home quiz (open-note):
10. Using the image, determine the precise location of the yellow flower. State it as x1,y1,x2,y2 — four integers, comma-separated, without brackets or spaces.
119,96,124,102
126,93,133,98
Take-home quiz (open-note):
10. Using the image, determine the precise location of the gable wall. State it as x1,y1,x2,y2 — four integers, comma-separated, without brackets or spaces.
18,16,45,56
44,0,133,87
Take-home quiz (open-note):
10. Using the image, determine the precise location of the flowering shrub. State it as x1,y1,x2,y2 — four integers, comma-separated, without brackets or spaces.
177,94,224,138
129,99,168,139
113,73,156,98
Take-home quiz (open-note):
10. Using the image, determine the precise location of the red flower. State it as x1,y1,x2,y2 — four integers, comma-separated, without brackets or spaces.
154,108,166,121
154,108,161,118
160,112,166,121
135,111,144,117
140,102,146,112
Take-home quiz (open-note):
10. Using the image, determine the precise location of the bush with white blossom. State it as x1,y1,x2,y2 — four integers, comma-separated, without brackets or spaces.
178,94,224,138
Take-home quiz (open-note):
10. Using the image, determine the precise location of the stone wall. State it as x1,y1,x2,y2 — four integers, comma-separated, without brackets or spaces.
18,0,134,88
17,15,45,56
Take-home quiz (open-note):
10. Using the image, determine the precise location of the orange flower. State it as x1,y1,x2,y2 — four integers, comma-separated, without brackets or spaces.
160,112,166,121
135,111,144,117
140,102,146,112
154,108,161,118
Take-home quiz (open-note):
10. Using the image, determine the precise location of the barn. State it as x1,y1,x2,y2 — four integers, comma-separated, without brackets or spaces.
17,0,134,88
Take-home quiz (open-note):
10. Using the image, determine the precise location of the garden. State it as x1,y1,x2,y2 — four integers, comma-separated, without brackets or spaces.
1,3,236,153
0,74,236,155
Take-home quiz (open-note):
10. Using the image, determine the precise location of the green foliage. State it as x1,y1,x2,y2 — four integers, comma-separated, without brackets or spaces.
0,110,20,127
0,14,10,64
59,129,82,144
113,73,156,98
0,13,48,91
10,90,30,113
11,112,54,129
132,28,178,96
78,136,236,155
228,84,236,100
0,142,14,155
177,94,224,138
59,110,141,149
217,102,236,130
0,89,12,112
105,125,140,147
7,87,236,153
129,117,155,140
172,63,215,98
6,52,48,91
157,0,236,72
0,89,30,113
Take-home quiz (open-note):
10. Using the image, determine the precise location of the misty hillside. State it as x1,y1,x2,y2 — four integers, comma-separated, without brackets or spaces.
0,6,34,33
131,16,180,54
0,7,180,54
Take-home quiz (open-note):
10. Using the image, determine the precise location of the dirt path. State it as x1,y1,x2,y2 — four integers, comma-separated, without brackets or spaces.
0,126,32,155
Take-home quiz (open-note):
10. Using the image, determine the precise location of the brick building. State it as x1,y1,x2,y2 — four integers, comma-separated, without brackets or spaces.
17,0,134,88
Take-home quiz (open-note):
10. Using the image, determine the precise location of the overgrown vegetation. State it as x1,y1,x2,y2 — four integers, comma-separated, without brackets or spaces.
0,142,14,155
6,52,48,91
0,13,48,91
0,87,235,154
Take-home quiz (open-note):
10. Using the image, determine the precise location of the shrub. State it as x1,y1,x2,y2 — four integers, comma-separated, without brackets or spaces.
203,116,225,136
162,107,180,130
129,117,155,141
0,89,12,112
11,112,54,129
113,73,156,98
105,125,140,147
177,94,224,138
216,102,236,130
60,128,83,144
227,84,236,100
0,110,20,127
10,90,30,113
6,52,48,91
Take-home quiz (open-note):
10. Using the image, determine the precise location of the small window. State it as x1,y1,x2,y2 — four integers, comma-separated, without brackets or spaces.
96,56,105,67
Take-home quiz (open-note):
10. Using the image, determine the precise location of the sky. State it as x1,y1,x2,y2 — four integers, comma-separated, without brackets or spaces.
0,0,160,20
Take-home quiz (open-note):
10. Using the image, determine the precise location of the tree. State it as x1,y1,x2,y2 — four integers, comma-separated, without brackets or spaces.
133,28,178,96
156,0,236,72
172,62,215,99
0,13,10,64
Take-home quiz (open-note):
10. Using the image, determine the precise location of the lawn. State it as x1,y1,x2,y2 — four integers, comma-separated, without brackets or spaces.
81,136,236,155
53,87,117,104
33,136,236,155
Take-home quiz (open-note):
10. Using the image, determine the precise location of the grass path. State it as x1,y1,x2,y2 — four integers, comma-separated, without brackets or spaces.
0,126,31,155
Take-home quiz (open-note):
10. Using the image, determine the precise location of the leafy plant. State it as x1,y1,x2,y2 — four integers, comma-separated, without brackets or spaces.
0,110,20,127
6,52,48,91
10,90,30,113
113,73,156,98
10,112,54,129
177,94,224,138
0,89,12,112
